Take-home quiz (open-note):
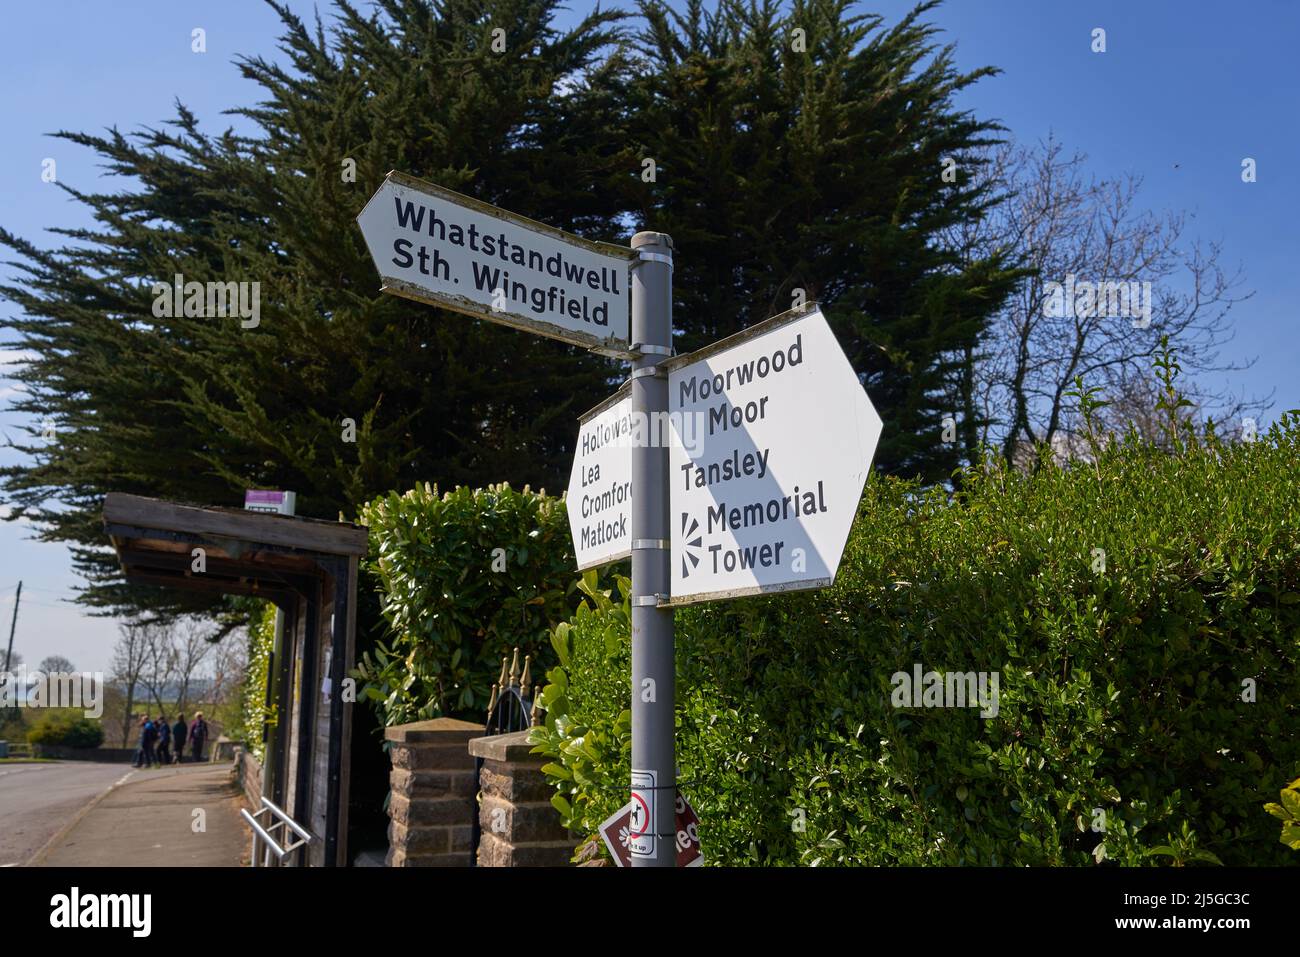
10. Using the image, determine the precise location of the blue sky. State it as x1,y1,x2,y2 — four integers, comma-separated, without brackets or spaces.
1,0,1296,673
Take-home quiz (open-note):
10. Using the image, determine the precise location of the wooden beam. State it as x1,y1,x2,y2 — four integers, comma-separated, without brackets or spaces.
116,546,321,585
104,492,369,557
123,572,295,603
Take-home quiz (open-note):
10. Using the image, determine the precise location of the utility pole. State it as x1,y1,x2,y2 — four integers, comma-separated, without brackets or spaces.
3,580,19,673
628,232,675,866
4,581,20,718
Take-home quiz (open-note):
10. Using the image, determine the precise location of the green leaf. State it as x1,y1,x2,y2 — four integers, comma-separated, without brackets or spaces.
1264,802,1289,821
1281,823,1300,850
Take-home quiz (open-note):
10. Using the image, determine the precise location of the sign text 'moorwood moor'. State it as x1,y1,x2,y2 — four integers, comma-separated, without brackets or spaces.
357,172,633,354
666,307,882,605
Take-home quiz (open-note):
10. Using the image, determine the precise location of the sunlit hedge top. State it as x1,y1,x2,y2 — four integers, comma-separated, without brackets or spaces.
357,483,580,725
534,416,1300,866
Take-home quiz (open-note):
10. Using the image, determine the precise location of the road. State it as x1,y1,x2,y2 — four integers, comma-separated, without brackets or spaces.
0,761,134,866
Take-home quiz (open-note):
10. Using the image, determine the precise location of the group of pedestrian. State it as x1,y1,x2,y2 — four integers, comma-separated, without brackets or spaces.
132,711,208,768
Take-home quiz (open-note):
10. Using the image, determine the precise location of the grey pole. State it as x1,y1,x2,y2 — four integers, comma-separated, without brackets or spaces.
3,581,19,674
629,231,675,867
4,580,20,718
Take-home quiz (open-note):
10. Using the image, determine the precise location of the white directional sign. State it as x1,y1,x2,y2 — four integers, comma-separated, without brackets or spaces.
666,307,881,605
567,384,634,570
357,172,634,355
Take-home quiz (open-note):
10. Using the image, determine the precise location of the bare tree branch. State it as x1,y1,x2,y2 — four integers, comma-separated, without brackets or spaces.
947,136,1266,466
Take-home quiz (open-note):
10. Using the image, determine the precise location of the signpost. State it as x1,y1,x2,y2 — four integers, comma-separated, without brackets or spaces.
626,231,676,868
566,385,634,570
359,173,882,868
664,307,882,605
356,171,634,355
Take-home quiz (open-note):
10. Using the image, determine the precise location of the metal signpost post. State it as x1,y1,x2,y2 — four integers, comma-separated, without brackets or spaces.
627,231,674,866
359,175,881,869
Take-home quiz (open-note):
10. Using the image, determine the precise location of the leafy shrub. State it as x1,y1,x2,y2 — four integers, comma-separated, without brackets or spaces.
356,483,584,726
28,711,105,749
534,417,1300,866
1265,778,1300,852
226,601,277,761
530,572,633,838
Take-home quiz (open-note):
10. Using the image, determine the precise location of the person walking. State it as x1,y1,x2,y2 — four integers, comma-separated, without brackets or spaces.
172,712,187,764
189,711,209,763
156,713,171,766
132,715,152,768
136,714,158,768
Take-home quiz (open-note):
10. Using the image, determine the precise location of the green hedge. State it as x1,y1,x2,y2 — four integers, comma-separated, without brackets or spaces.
27,711,105,749
356,483,583,726
532,418,1300,865
227,601,277,762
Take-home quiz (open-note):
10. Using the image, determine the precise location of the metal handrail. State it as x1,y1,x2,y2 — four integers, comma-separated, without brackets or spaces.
242,796,314,866
259,796,314,844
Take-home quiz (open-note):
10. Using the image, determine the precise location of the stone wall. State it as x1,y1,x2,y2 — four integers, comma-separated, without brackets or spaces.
384,718,480,866
238,748,263,810
468,730,574,867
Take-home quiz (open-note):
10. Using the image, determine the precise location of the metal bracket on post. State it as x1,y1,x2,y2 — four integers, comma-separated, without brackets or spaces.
629,342,673,358
632,249,674,268
629,366,665,380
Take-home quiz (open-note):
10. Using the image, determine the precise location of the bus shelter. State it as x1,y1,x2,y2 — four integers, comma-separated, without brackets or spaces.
102,492,368,866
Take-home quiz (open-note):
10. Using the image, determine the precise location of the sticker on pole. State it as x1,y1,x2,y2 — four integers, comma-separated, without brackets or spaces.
666,307,882,605
567,384,633,570
357,171,634,356
627,769,656,859
598,790,703,867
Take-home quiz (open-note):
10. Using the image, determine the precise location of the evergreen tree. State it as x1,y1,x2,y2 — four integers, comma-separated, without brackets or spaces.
622,0,1021,477
1,0,1016,620
0,0,629,618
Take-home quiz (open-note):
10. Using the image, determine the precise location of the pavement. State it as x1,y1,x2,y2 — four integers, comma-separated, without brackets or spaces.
0,761,131,866
14,762,250,867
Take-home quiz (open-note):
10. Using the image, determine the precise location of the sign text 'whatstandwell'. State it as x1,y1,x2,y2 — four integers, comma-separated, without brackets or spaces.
357,172,633,354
